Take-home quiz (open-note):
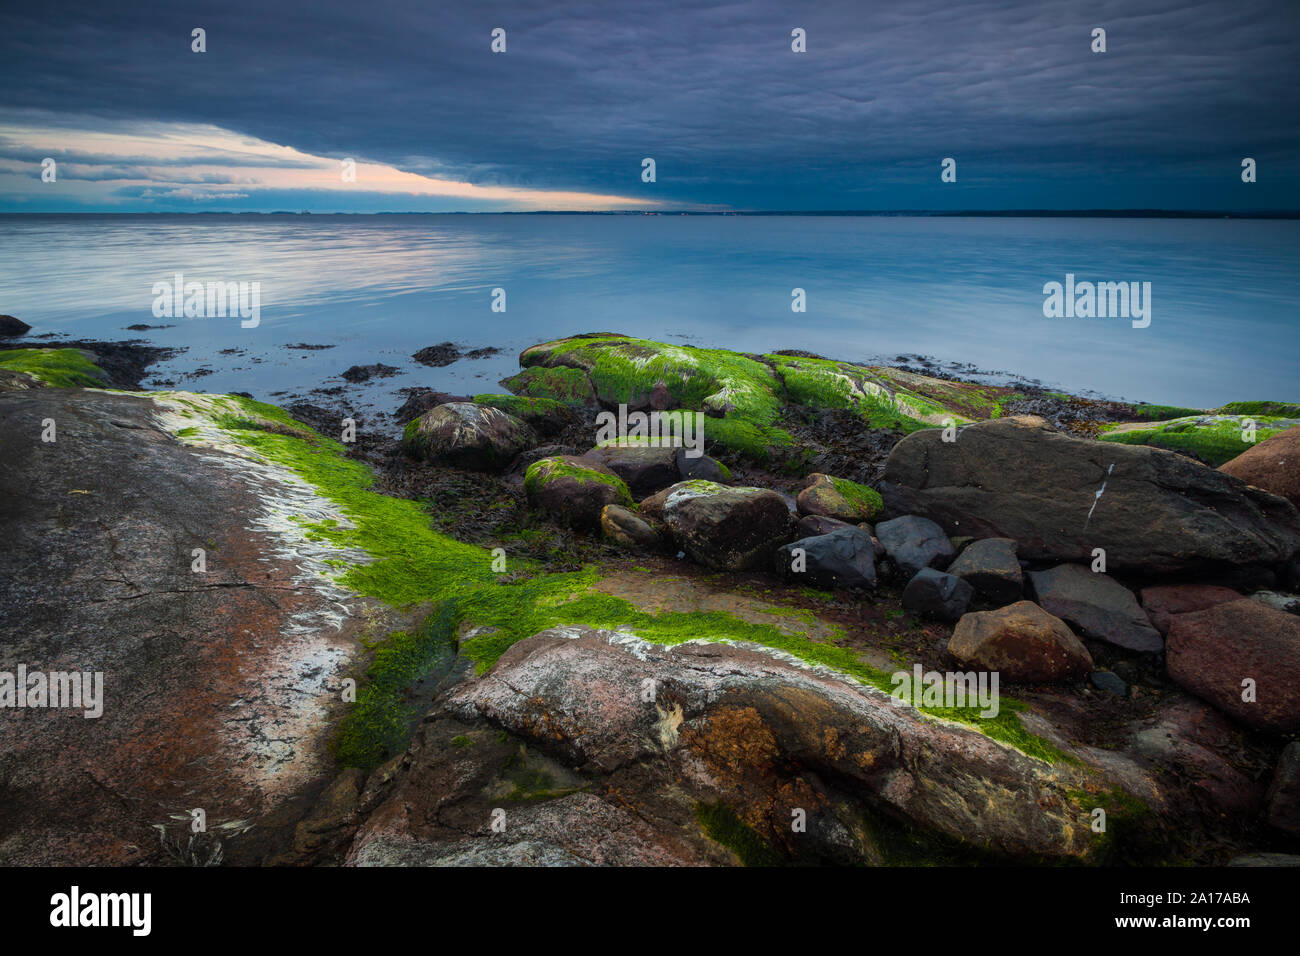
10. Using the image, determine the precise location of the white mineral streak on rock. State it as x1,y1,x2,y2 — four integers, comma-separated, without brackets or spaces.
133,391,375,802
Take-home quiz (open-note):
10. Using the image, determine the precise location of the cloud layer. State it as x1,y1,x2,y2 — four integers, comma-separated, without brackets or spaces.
1,0,1296,211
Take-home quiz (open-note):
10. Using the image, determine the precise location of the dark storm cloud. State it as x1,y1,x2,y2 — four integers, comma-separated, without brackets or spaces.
2,0,1296,209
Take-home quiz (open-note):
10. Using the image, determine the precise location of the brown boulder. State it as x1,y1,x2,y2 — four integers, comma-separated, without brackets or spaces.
1139,583,1243,636
1166,599,1300,733
1219,426,1300,509
948,601,1094,683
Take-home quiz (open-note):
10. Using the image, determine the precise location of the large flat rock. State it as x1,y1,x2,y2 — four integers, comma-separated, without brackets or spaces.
880,416,1300,573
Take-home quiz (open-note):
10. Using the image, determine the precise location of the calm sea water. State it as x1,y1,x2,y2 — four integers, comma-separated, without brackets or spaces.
1,214,1296,417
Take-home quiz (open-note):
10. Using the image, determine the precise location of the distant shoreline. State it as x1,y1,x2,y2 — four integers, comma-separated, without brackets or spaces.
3,210,1299,219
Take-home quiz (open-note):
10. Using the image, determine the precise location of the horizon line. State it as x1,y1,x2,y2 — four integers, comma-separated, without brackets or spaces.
2,208,1298,219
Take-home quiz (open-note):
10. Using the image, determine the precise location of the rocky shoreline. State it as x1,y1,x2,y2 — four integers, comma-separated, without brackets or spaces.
2,324,1299,867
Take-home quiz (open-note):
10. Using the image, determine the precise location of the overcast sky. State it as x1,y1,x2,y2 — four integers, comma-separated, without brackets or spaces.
1,0,1296,212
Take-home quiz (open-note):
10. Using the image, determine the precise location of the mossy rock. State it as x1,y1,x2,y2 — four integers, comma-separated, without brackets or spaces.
403,402,536,471
525,455,633,529
1099,415,1300,467
1216,400,1300,418
1129,403,1207,422
796,473,883,522
0,348,106,389
522,335,786,420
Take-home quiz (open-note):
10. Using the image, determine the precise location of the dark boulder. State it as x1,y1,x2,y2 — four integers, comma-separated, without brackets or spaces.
0,315,31,337
583,443,681,497
901,568,973,621
774,526,877,590
658,481,794,571
875,514,955,578
880,416,1300,573
1029,564,1162,652
945,537,1023,605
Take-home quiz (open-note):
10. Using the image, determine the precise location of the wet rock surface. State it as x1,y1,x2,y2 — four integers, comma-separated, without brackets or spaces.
1029,564,1163,653
0,388,382,865
881,416,1300,573
901,568,973,621
875,514,955,578
347,626,1102,866
949,601,1093,682
945,537,1023,605
775,527,877,590
1166,599,1300,733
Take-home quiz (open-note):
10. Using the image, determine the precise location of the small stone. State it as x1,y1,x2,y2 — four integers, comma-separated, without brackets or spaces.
1090,670,1128,696
600,504,665,551
901,568,973,621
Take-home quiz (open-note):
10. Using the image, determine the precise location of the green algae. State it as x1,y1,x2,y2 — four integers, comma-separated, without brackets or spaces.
1217,400,1300,418
0,348,105,388
1099,415,1297,466
1130,403,1206,422
501,365,594,404
523,457,633,503
767,354,935,432
523,335,784,419
473,393,569,424
829,476,883,518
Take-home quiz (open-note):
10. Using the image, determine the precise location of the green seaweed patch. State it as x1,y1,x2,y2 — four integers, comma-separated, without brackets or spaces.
0,348,106,388
1216,400,1300,418
1129,403,1206,422
334,606,458,769
1065,786,1165,865
474,393,570,425
829,476,883,517
523,335,785,424
501,365,595,404
1099,415,1297,466
695,802,786,866
766,354,937,432
704,416,794,461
